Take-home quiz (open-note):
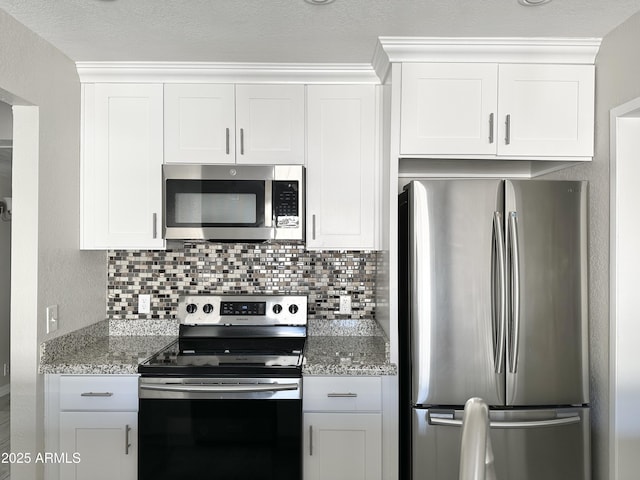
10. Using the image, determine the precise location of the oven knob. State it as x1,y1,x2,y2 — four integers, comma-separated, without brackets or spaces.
272,304,283,314
186,303,197,314
288,304,299,315
203,303,214,314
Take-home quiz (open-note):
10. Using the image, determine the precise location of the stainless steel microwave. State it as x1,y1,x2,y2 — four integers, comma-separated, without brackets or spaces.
162,164,304,242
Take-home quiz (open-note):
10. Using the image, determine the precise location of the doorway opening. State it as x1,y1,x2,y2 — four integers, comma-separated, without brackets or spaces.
609,96,640,479
0,100,12,480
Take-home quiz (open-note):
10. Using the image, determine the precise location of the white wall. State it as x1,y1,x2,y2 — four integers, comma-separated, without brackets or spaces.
0,8,106,480
542,10,640,480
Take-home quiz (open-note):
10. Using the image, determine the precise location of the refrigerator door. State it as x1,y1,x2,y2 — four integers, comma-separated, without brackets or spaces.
412,406,590,480
505,180,589,406
405,180,505,406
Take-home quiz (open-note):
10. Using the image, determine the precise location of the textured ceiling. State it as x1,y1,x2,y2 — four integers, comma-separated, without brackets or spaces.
0,0,639,63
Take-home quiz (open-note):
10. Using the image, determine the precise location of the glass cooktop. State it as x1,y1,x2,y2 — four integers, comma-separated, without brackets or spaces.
138,339,305,378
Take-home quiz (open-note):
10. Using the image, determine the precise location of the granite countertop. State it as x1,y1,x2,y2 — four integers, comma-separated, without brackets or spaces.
39,318,396,376
38,319,178,375
302,335,396,376
39,334,177,375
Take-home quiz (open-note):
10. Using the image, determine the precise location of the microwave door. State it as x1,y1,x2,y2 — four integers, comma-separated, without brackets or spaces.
164,178,274,241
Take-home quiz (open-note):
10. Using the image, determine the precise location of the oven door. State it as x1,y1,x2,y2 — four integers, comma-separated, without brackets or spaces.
163,164,275,241
138,377,302,480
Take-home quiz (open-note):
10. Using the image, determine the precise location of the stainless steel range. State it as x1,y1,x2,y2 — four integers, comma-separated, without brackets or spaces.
138,294,307,480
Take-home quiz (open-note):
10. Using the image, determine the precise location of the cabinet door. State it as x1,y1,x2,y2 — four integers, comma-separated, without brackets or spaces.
235,84,305,164
81,83,164,249
400,63,498,155
164,84,235,164
59,411,137,480
306,85,377,249
497,64,595,157
304,413,382,480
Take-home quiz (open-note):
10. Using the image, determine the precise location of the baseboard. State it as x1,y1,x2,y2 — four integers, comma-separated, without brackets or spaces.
0,384,9,397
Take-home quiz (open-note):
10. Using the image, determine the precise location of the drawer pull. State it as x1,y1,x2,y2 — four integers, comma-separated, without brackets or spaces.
327,393,358,398
125,424,132,455
80,392,114,397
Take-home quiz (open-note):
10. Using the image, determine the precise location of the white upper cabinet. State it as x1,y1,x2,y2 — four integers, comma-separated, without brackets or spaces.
497,64,594,157
164,84,236,163
401,63,498,156
164,84,305,164
400,62,594,159
235,84,305,164
81,83,165,250
306,85,378,250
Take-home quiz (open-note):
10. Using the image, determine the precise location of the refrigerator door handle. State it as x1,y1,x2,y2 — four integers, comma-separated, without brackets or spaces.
492,211,507,374
508,211,521,374
428,414,581,429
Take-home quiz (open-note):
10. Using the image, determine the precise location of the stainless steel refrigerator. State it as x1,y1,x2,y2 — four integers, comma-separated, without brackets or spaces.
398,179,590,480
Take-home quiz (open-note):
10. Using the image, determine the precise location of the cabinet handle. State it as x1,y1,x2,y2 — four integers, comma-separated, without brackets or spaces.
312,214,316,240
125,424,132,455
225,128,230,155
489,113,495,144
327,393,358,398
505,114,511,145
80,392,114,397
152,213,158,239
309,425,313,456
240,128,245,155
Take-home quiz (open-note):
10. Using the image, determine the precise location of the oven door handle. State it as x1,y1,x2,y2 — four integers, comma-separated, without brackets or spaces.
140,383,300,394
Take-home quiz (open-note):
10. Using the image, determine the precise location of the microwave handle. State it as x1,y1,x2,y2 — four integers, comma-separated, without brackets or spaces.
265,181,272,228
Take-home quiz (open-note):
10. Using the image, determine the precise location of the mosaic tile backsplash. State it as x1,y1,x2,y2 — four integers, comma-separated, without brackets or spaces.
107,242,377,324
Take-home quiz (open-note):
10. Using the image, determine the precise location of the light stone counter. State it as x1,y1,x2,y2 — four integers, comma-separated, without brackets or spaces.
302,335,396,376
39,319,177,375
39,318,396,376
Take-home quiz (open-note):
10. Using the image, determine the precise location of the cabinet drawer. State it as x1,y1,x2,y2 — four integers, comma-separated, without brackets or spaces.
59,375,138,412
303,376,381,412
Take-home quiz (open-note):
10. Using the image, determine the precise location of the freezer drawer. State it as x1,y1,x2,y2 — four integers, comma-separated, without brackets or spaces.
412,406,590,480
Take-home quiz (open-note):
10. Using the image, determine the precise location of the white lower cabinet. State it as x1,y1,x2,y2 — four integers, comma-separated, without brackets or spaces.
303,376,382,480
59,411,137,480
303,413,382,480
46,374,138,480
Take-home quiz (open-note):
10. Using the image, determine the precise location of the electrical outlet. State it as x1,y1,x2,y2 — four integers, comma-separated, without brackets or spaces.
339,295,352,315
46,305,59,334
138,294,151,314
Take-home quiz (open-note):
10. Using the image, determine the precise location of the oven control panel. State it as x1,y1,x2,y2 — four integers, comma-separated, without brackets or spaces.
178,295,307,326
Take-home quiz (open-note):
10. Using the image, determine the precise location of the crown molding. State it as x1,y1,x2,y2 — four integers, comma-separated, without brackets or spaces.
371,40,391,84
376,37,602,65
75,62,381,84
76,38,602,85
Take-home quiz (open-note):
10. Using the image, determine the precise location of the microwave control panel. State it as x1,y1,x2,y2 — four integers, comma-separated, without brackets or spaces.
273,181,299,217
